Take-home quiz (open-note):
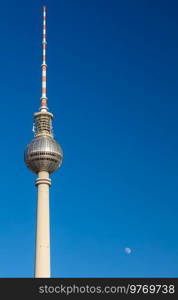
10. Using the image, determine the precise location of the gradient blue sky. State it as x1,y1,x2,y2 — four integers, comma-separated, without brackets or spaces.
0,0,178,277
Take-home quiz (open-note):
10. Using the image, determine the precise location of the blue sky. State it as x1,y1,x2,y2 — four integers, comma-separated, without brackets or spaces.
0,0,178,277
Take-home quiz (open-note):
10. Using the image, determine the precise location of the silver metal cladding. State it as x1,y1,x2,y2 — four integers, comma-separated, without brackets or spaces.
24,135,63,174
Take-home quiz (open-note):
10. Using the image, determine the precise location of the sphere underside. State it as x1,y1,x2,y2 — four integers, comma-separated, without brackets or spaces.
24,135,62,174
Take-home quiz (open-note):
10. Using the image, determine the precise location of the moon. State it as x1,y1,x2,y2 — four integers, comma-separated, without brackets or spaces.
124,247,132,254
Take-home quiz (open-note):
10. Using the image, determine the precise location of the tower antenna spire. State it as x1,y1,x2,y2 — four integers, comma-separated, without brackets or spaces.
41,6,47,111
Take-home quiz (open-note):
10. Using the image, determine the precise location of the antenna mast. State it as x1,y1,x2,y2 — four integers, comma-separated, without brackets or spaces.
41,6,47,111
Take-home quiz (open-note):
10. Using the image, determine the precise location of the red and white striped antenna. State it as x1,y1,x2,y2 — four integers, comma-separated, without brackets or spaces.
40,6,47,111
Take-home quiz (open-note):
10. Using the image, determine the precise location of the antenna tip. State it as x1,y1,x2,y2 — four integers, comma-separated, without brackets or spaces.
43,6,46,11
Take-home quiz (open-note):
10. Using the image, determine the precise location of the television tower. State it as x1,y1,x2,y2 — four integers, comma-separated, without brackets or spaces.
24,6,63,278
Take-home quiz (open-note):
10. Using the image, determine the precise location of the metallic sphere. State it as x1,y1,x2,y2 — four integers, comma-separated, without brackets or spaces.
24,135,63,174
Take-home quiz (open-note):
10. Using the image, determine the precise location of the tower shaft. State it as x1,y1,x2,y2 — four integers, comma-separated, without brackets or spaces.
35,171,51,277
